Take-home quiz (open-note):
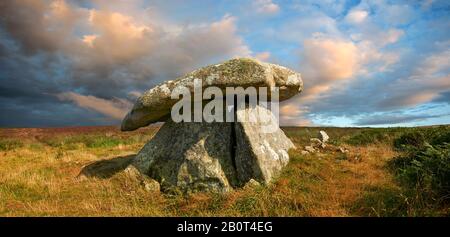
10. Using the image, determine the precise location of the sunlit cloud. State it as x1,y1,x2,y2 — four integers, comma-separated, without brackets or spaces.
57,92,132,120
253,0,280,15
345,10,368,24
254,51,271,61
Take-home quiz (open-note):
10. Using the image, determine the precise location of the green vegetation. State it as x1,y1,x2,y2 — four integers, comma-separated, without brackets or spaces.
393,130,427,150
39,134,134,149
345,128,393,145
392,143,450,194
388,127,450,213
0,139,23,151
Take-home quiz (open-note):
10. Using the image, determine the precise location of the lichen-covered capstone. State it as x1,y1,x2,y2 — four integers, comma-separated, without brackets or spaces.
121,58,303,131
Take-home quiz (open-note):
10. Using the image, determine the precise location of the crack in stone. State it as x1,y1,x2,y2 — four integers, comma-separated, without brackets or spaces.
230,121,237,174
229,95,238,186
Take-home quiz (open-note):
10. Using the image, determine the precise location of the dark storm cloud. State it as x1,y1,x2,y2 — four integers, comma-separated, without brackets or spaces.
432,91,450,104
354,113,450,126
0,1,75,55
0,97,117,127
0,0,250,127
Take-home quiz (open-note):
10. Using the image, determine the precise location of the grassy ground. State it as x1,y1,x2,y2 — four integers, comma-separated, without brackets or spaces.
0,125,448,216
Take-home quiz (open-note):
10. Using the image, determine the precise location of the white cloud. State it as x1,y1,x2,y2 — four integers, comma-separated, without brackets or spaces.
345,10,368,24
291,0,346,17
253,0,280,15
356,40,401,73
274,13,340,43
379,4,416,26
379,28,404,46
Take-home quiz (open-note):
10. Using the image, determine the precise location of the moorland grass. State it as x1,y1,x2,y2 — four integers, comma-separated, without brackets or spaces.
0,126,448,216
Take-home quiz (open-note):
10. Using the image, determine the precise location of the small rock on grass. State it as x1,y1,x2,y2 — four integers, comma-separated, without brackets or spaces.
244,179,261,189
304,145,316,153
310,138,322,147
319,131,329,143
338,147,349,153
143,179,161,192
125,166,160,193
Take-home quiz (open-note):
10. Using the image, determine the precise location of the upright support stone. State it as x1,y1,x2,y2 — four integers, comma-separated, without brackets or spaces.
234,105,295,184
131,119,238,193
130,104,295,192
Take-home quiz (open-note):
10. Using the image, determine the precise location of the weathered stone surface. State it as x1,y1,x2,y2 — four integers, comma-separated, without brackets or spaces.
243,179,261,189
304,145,316,153
234,105,295,185
301,150,309,155
301,130,329,154
338,147,349,153
143,178,161,192
122,58,303,131
125,165,160,193
310,138,322,147
319,130,329,143
127,104,295,192
130,119,238,193
119,58,302,192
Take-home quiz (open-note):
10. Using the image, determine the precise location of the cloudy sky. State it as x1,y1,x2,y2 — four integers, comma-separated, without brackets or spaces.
0,0,449,128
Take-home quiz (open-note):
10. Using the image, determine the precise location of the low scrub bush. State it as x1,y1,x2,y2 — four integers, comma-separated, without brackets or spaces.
390,127,450,204
390,144,450,197
429,126,450,146
394,130,426,151
0,139,23,151
345,129,391,145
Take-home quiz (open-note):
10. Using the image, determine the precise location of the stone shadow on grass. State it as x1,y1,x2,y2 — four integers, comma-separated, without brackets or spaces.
78,154,135,179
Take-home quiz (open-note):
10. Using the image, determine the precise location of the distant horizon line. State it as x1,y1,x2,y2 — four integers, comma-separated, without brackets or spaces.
1,123,449,130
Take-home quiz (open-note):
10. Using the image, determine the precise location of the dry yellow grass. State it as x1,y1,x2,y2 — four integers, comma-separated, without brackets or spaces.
0,126,445,216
